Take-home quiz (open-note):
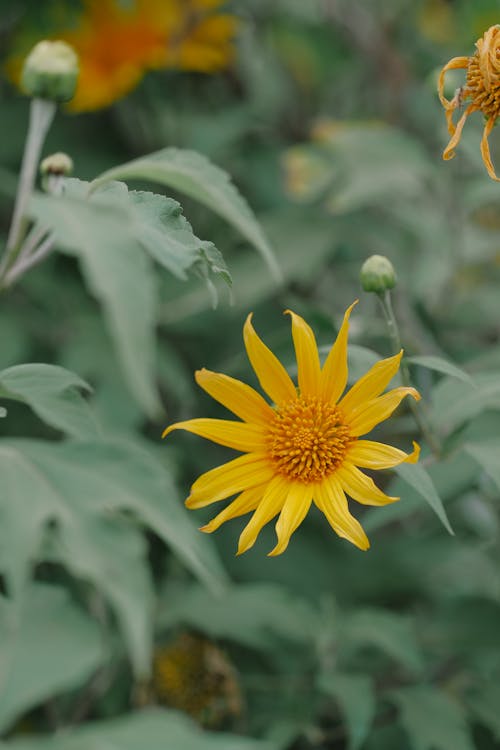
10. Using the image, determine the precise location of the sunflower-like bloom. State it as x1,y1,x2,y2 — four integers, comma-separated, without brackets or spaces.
163,303,420,556
7,0,238,112
438,24,500,181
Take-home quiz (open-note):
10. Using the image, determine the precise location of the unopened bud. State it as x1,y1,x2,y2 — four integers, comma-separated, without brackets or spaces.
360,255,397,294
21,41,79,103
40,152,73,176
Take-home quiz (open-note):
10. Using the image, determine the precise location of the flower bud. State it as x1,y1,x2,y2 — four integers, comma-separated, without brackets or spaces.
360,255,397,294
21,41,79,103
40,152,74,177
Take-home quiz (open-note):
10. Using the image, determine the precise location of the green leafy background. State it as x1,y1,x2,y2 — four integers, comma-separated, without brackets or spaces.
1,0,500,748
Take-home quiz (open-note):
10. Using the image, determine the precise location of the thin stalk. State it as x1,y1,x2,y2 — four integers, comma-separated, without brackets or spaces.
377,290,443,458
3,233,55,288
0,98,56,277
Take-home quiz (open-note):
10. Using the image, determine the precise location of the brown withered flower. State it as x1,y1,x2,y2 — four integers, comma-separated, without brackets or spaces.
438,24,500,181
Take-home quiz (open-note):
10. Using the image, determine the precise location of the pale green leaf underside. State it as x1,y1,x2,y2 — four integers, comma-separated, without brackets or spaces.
30,184,160,417
0,363,98,438
0,438,227,676
0,584,102,732
1,707,272,750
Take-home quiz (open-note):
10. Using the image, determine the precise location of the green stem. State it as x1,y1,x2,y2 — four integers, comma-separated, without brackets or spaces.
0,98,56,279
377,290,442,458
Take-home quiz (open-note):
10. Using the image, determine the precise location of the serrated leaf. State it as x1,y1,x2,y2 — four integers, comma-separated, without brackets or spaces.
390,686,474,750
90,147,281,281
394,462,453,534
319,672,375,750
406,355,474,385
341,608,423,673
159,583,318,651
0,583,102,732
2,707,273,750
129,190,214,280
464,440,500,490
0,438,227,675
0,364,99,438
29,184,160,417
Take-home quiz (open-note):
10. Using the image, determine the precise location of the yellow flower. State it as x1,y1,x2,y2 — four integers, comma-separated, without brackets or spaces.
163,303,420,556
438,25,500,181
7,0,238,112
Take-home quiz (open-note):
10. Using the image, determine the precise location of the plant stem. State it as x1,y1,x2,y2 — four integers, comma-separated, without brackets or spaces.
3,233,55,288
0,98,56,278
377,290,443,458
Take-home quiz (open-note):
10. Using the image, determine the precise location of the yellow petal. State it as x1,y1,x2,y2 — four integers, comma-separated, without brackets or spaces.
443,103,476,161
237,475,289,554
186,453,272,509
243,313,297,405
437,56,469,108
285,310,321,397
162,418,267,452
348,386,420,437
336,464,399,506
195,368,275,425
480,116,500,182
200,484,266,533
314,476,370,550
339,351,403,416
346,439,420,469
320,301,357,404
268,483,313,556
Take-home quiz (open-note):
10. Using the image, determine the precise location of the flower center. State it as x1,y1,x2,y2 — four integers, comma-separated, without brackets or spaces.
466,51,500,119
266,396,354,483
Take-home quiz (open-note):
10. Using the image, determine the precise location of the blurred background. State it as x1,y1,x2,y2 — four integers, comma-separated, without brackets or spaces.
1,1,500,749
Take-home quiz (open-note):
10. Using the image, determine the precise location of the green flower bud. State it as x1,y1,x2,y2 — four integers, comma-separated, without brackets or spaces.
360,255,397,294
40,152,73,176
21,41,79,103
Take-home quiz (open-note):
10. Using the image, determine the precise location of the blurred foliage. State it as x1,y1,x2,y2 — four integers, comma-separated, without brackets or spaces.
1,1,500,749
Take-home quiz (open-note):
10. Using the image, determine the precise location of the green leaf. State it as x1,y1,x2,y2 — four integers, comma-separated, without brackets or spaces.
0,583,102,732
430,372,500,435
406,355,474,385
128,190,218,280
29,183,160,417
90,147,281,281
464,440,500,490
318,672,375,750
390,686,474,750
158,582,319,651
394,462,454,534
0,364,99,438
0,438,227,675
0,407,6,418
341,608,423,673
3,707,273,750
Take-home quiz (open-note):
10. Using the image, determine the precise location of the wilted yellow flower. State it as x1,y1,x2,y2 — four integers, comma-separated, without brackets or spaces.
7,0,238,112
163,303,420,556
154,633,243,727
438,24,500,181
